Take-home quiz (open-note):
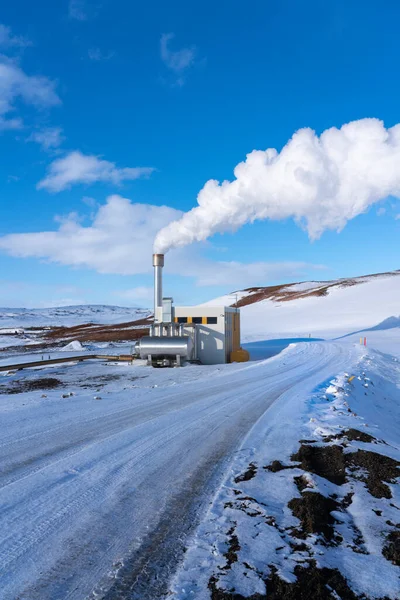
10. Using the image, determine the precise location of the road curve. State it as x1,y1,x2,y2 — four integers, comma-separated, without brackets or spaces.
0,342,357,599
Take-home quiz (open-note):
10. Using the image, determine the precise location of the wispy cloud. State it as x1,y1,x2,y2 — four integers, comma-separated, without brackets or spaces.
68,0,87,21
37,151,155,192
88,47,115,61
0,195,324,289
0,24,32,49
0,55,61,131
160,33,196,86
27,126,64,151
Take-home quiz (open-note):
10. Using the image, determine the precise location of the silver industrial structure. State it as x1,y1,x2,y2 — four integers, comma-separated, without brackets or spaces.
134,254,249,367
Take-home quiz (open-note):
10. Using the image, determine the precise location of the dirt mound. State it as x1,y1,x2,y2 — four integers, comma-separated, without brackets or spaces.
291,444,346,485
265,562,361,600
234,463,257,483
288,492,340,541
347,450,400,499
325,428,378,444
382,530,400,566
290,443,399,497
208,562,361,600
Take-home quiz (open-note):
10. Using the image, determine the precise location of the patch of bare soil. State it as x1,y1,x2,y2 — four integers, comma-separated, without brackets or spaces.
234,463,257,483
290,443,399,497
288,492,341,542
44,317,152,343
208,576,265,600
325,428,378,444
347,450,400,499
231,270,400,308
291,444,346,485
0,377,62,395
208,562,364,600
223,526,241,569
264,460,294,473
265,562,361,600
382,530,400,566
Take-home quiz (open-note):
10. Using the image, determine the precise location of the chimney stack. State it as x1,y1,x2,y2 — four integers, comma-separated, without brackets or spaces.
152,253,164,323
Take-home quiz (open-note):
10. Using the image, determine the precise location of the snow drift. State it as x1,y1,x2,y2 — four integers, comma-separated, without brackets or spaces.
155,118,400,252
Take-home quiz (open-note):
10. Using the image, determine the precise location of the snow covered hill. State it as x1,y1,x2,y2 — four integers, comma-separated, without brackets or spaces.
203,270,400,342
0,305,151,328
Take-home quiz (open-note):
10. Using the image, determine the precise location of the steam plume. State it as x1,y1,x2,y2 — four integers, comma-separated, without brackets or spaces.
154,118,400,253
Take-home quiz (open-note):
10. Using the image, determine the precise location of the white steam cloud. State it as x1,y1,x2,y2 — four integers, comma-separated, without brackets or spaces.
154,118,400,253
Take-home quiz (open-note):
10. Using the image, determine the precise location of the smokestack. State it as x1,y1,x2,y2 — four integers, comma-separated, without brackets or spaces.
153,253,164,323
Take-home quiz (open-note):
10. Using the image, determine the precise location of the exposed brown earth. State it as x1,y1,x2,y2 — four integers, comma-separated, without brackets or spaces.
382,530,400,566
289,439,400,498
231,270,400,308
44,316,152,343
209,562,364,600
0,377,62,395
288,492,341,541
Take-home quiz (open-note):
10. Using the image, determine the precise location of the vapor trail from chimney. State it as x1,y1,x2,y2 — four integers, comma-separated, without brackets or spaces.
154,118,400,253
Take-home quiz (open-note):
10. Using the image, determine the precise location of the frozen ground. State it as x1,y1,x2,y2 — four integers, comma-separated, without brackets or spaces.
0,341,374,600
0,304,150,328
205,271,400,342
170,341,400,600
0,282,399,599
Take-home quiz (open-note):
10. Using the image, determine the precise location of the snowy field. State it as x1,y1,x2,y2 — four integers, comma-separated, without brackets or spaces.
0,281,399,599
205,271,400,343
0,304,150,328
0,338,398,599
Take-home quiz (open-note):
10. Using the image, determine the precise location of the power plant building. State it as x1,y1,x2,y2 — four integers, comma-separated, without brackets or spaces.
174,306,241,365
134,254,249,366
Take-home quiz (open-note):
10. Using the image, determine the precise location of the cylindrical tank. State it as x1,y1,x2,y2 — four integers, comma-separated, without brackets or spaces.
135,335,193,359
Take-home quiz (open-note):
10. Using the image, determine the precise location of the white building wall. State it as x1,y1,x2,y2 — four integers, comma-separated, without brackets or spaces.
173,306,238,365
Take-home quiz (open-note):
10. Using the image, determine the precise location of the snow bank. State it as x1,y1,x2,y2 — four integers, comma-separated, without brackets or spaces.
60,340,84,352
171,345,400,599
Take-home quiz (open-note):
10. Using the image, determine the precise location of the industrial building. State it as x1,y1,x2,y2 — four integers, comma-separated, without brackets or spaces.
134,254,249,367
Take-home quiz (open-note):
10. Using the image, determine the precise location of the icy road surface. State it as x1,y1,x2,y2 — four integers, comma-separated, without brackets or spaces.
0,342,359,599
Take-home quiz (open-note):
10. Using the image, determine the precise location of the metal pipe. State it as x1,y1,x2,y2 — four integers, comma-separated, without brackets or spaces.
152,253,164,323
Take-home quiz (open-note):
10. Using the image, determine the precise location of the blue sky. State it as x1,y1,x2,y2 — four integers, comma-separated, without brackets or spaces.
0,0,399,308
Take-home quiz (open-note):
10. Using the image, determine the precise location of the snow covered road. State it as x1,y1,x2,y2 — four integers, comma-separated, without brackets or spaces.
0,342,360,599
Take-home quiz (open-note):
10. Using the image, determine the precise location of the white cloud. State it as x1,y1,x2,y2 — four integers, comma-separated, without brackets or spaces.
0,24,31,49
27,126,64,150
377,207,386,216
88,47,115,61
155,118,400,253
160,33,196,85
37,151,155,192
0,195,324,289
69,0,87,21
0,56,60,130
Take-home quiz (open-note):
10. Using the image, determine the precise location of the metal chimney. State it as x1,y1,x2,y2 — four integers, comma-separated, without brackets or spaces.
153,253,164,323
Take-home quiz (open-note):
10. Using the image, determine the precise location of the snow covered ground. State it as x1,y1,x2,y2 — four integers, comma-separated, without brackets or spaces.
1,340,388,600
170,342,400,599
204,271,400,343
0,304,150,328
0,272,399,599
